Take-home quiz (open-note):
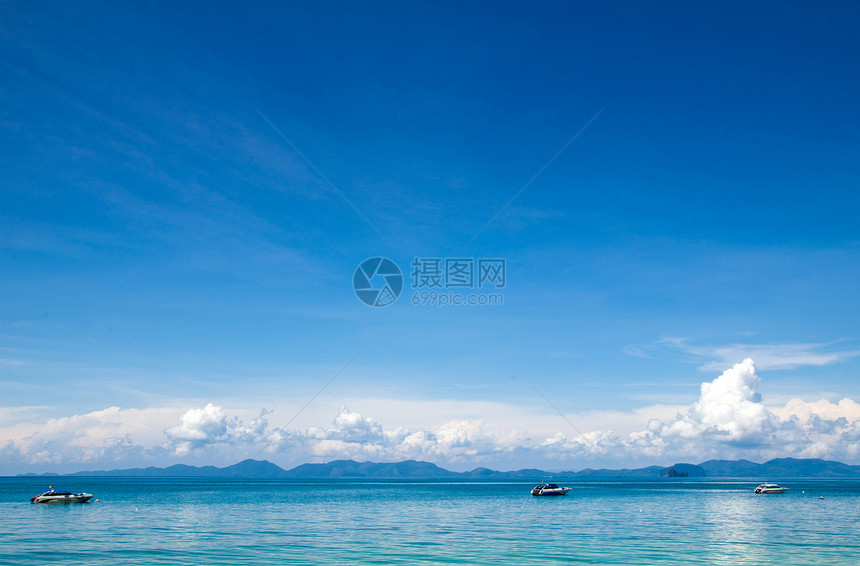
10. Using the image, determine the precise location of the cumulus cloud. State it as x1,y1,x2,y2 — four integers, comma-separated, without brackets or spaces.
773,398,860,424
666,358,776,443
534,359,860,464
4,360,860,473
0,406,172,470
154,369,860,467
165,403,228,444
308,406,386,443
164,404,283,456
303,407,489,463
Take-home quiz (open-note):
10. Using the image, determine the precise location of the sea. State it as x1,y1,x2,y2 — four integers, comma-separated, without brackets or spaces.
2,477,859,565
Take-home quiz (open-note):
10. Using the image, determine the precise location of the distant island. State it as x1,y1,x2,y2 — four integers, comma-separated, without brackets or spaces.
17,457,860,479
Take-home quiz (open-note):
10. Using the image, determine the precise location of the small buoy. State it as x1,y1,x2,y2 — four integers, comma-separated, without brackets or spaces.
820,496,824,500
639,509,642,512
94,499,100,503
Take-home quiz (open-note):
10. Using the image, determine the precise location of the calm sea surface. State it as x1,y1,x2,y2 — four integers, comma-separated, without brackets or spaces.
1,477,859,565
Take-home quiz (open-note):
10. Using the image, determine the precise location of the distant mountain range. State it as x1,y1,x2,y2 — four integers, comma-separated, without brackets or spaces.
18,457,860,479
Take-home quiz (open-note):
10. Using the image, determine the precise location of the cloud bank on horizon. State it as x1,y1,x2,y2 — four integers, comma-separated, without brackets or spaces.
3,359,860,473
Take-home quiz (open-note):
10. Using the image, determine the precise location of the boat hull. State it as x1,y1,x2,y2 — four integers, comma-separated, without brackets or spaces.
531,488,572,496
754,483,787,494
31,494,93,504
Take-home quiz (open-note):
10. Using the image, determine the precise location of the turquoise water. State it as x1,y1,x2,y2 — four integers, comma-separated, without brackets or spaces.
2,478,859,565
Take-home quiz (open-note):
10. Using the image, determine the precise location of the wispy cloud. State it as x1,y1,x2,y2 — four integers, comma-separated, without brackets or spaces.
627,337,860,371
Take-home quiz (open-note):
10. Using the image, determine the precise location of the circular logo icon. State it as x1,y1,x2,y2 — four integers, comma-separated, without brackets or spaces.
353,257,403,307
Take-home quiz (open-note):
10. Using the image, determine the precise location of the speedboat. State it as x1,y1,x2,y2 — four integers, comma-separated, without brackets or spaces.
531,483,572,496
754,483,787,494
30,487,94,504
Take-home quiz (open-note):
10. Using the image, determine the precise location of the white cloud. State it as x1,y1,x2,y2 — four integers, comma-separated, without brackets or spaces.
4,360,860,473
523,359,860,465
164,404,283,456
303,407,487,463
0,406,175,469
684,358,775,441
772,398,860,424
165,403,229,455
307,406,386,443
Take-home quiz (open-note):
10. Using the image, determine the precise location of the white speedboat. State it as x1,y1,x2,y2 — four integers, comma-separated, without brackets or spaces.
754,483,787,494
31,488,94,504
531,483,572,496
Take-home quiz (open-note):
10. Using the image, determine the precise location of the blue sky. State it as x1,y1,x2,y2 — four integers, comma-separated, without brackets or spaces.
2,1,860,473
